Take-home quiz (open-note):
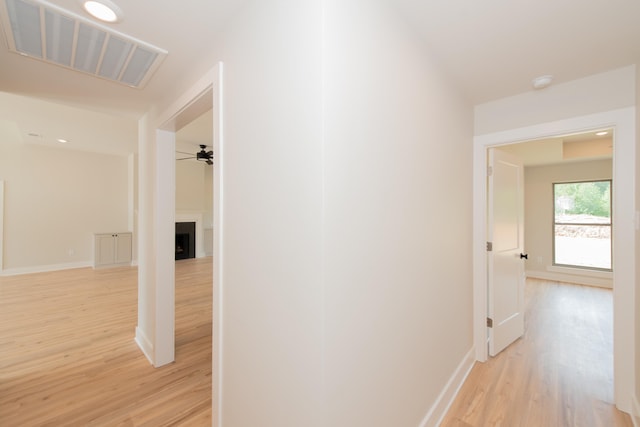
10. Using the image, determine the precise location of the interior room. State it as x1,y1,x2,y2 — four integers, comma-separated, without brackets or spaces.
440,130,620,424
175,110,214,260
500,129,614,287
0,0,638,426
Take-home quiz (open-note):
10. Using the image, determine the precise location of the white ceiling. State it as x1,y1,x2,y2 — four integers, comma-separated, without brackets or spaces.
392,0,640,103
0,0,245,119
1,0,639,155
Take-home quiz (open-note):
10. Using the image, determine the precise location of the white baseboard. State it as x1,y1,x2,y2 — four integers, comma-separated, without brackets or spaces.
526,269,612,289
633,395,640,427
135,326,154,366
419,348,475,427
0,261,93,276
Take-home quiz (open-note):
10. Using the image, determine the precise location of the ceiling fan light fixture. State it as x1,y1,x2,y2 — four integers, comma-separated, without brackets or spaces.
196,145,213,164
82,0,122,23
176,145,213,165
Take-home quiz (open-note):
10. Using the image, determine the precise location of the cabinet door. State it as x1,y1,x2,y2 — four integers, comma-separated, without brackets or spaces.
96,234,116,266
115,233,132,264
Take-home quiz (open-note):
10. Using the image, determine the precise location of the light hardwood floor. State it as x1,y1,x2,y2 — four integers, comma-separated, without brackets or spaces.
2,265,635,426
0,257,212,426
440,279,633,427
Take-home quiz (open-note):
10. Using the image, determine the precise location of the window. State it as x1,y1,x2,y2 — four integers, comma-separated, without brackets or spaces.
553,180,611,270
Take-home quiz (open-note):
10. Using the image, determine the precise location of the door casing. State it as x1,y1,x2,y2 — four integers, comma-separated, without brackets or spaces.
472,107,636,413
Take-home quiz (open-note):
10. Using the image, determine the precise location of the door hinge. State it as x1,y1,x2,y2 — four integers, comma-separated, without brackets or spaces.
486,242,493,252
487,318,493,328
487,166,493,177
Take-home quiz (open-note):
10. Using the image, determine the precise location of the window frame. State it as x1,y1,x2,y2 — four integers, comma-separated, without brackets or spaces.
552,179,613,272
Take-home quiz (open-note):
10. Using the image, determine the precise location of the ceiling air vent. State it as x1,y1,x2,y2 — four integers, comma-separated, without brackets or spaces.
0,0,167,88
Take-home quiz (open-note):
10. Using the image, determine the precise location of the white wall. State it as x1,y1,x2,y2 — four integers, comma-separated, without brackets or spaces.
129,153,138,264
0,117,132,274
204,164,213,227
524,159,613,287
635,64,640,424
213,1,324,425
323,0,474,425
204,164,213,256
176,161,207,212
204,0,474,425
136,113,157,365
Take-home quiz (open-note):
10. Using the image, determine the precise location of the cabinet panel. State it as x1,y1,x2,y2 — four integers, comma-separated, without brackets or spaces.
94,232,132,267
95,234,116,266
115,233,132,264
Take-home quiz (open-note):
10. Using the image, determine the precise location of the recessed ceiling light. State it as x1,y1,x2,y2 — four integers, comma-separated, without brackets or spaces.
57,138,69,143
82,0,123,23
595,131,608,136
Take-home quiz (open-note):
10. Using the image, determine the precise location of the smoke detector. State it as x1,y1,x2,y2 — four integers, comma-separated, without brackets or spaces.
532,75,553,90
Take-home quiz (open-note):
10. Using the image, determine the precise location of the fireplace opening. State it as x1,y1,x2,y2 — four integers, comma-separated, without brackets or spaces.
175,222,196,260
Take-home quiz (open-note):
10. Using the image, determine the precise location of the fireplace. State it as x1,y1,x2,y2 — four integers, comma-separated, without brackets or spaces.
175,222,196,260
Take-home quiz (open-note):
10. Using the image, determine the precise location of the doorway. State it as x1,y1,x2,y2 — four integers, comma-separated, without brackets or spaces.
472,108,636,413
136,64,223,425
496,131,614,285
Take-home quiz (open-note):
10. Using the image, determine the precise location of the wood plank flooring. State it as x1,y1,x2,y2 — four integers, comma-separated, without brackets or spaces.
2,265,635,426
0,257,212,426
440,279,633,427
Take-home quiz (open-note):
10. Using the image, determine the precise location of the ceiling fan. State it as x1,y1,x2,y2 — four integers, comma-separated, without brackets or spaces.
177,145,213,165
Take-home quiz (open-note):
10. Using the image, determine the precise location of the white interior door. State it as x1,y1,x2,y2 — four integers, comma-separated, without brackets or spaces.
488,148,525,356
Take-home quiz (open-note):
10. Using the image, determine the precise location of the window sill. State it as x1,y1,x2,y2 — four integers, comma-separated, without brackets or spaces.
546,265,612,279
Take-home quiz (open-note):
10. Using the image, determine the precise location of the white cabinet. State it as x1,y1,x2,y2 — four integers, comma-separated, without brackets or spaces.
94,232,132,267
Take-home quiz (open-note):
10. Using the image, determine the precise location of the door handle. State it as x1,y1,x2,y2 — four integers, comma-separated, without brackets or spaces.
520,253,528,259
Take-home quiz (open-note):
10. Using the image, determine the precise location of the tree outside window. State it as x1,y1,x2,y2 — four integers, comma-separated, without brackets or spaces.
553,180,612,270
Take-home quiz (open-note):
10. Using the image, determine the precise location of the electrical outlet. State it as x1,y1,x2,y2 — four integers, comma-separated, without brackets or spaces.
536,256,543,264
68,249,75,257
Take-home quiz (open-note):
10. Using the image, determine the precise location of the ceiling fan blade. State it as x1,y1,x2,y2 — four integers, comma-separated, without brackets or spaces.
177,157,196,161
176,151,193,155
206,159,213,165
